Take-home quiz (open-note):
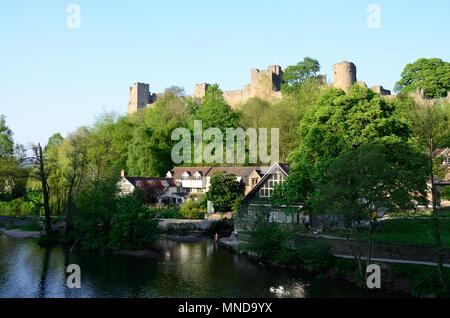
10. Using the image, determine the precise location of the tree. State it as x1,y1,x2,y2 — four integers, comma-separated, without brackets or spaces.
194,84,240,131
127,94,189,176
395,58,450,99
60,127,89,234
425,103,449,292
180,196,207,219
0,115,14,158
282,57,321,93
44,133,65,215
164,85,186,97
311,144,428,280
25,143,52,235
286,85,415,211
207,173,243,212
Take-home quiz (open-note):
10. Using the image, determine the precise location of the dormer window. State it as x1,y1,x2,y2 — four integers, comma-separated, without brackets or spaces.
193,172,202,180
181,172,191,180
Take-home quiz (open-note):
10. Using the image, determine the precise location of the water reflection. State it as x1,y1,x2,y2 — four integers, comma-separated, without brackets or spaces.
0,234,394,298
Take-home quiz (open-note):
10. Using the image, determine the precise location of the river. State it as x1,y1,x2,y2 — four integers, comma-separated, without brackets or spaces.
0,234,393,298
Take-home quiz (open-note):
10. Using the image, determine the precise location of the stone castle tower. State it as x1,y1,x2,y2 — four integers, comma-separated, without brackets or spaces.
194,83,210,100
128,82,150,114
332,61,357,92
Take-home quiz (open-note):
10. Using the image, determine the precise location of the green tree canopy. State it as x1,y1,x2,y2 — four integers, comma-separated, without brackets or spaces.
282,57,321,93
0,115,14,158
311,143,428,269
127,93,189,176
207,173,243,212
395,58,450,99
194,84,240,131
284,85,416,209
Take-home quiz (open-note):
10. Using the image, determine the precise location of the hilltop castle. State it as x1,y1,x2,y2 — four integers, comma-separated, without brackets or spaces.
128,61,450,115
128,65,284,114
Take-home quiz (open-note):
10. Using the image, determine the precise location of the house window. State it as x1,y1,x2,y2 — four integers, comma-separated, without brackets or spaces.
444,156,450,165
259,171,285,198
251,178,259,187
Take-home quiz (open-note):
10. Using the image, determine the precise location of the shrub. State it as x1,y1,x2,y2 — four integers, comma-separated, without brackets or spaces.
148,206,182,219
392,264,450,297
75,178,160,251
109,195,160,249
180,196,207,219
0,198,40,216
442,187,450,200
245,221,292,261
295,241,335,272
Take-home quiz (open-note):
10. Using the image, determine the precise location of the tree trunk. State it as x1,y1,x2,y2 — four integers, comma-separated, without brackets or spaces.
64,179,75,235
366,217,374,270
37,144,52,236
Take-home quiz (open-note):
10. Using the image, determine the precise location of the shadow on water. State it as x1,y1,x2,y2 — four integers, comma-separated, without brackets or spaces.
36,246,52,298
0,234,402,298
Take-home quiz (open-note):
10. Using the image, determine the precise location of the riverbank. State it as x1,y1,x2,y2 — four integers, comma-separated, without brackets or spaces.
219,236,449,297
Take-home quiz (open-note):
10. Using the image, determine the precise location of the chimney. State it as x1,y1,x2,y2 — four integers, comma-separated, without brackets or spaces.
120,169,126,177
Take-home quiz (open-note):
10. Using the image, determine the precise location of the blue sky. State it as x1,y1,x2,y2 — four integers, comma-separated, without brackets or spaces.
1,0,449,145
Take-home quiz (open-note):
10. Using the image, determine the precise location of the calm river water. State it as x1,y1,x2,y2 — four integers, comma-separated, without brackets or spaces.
0,234,394,298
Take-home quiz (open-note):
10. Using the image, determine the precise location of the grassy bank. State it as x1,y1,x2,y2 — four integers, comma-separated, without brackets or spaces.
329,216,450,247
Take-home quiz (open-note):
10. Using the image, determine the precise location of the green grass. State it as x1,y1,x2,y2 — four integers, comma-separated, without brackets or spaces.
329,217,450,247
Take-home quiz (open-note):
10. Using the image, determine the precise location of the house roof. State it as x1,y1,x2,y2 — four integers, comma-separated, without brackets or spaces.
167,165,274,181
124,176,179,188
434,148,450,157
167,167,213,180
241,163,290,203
207,167,257,178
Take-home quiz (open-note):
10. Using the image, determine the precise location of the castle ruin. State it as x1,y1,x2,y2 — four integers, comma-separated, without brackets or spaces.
128,82,158,114
128,65,284,114
128,61,431,115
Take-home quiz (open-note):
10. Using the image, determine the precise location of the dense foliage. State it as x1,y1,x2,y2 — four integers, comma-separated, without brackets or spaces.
207,173,243,212
180,195,207,219
395,58,450,99
75,178,159,251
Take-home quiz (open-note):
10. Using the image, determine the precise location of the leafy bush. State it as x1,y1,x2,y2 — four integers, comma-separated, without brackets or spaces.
295,241,334,272
392,264,450,297
147,206,182,219
442,187,450,200
245,221,292,261
180,196,207,220
110,195,160,249
0,198,40,216
75,178,160,251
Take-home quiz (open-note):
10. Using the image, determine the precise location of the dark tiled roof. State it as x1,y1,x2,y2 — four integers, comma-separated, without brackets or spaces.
125,177,179,188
